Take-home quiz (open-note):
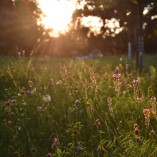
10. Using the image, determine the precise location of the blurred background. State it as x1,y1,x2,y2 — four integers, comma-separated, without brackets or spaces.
0,0,157,57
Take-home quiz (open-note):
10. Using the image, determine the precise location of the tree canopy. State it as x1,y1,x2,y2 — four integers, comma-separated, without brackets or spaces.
0,0,157,55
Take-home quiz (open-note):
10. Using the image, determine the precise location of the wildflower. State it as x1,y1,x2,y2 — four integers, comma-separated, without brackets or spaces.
18,90,25,96
52,137,58,148
151,96,156,116
26,90,32,94
42,94,51,102
113,68,121,80
136,136,142,143
107,97,114,118
143,109,150,127
95,119,101,125
47,152,53,157
132,79,140,87
136,90,143,103
126,83,132,89
75,99,81,105
134,124,139,135
56,80,62,85
10,100,16,104
18,51,21,57
22,50,25,56
76,146,85,153
37,106,43,112
113,67,121,92
149,130,156,136
151,96,156,103
143,108,150,115
134,124,138,128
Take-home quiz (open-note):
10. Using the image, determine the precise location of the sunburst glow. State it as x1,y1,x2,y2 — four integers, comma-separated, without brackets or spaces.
37,0,76,37
37,0,87,37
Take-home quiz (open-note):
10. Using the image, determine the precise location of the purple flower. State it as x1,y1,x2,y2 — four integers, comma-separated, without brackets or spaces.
52,137,58,148
76,146,85,153
52,143,58,148
75,100,81,105
11,100,17,103
136,137,142,143
132,79,139,87
26,90,32,94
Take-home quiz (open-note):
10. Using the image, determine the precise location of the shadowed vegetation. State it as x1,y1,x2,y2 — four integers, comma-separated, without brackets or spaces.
0,55,157,156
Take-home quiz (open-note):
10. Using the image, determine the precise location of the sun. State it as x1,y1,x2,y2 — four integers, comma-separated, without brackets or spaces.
37,0,76,37
36,0,122,38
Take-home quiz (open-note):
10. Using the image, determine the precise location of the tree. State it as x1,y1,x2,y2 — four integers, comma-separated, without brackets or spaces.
13,0,42,55
0,0,43,55
0,0,14,54
111,0,157,69
73,0,157,65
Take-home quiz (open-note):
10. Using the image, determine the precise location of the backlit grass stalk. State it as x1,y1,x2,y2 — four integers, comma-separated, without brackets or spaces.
143,109,150,128
107,97,114,119
113,67,121,93
151,96,156,116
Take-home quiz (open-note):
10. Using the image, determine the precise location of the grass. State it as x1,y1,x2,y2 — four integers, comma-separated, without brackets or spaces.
0,55,157,157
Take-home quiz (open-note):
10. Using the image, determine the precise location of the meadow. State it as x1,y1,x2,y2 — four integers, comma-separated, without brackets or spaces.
0,55,157,157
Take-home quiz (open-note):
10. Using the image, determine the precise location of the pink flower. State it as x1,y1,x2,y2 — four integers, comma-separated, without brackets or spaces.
143,109,150,116
132,79,139,87
143,109,150,127
151,96,156,103
113,69,121,80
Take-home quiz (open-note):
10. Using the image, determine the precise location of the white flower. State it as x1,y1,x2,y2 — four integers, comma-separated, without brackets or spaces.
42,94,51,102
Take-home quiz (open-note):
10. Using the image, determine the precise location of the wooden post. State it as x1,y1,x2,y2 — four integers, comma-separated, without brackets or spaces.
137,0,144,72
128,42,132,60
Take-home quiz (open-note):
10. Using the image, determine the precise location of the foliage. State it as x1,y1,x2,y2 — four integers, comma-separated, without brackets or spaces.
74,0,157,53
0,0,157,55
0,0,42,55
0,55,157,156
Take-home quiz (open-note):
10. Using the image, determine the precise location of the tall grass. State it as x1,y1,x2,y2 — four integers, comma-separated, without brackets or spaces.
0,55,157,157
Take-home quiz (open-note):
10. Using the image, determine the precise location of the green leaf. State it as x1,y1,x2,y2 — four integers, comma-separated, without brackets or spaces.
56,148,63,157
131,0,139,4
149,66,156,79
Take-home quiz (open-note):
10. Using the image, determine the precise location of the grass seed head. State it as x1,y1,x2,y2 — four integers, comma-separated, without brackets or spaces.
143,109,150,127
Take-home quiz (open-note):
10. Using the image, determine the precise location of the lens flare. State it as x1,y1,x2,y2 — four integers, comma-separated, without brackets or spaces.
37,0,76,37
37,0,88,37
36,1,123,38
